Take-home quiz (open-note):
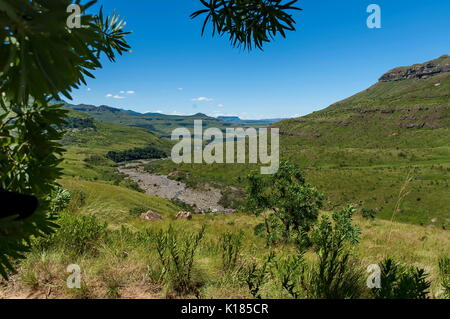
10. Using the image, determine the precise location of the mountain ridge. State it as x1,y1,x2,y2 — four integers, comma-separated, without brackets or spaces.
275,55,450,148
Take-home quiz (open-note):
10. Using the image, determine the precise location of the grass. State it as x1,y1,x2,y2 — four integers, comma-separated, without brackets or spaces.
61,120,171,182
1,177,448,299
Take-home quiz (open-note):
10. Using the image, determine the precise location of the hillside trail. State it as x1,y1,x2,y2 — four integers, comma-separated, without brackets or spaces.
117,161,234,214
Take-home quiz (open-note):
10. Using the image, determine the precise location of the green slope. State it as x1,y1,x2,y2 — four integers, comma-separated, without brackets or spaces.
61,111,172,181
277,55,450,148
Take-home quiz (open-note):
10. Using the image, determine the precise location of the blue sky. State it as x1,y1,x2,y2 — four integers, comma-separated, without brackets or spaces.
70,0,450,119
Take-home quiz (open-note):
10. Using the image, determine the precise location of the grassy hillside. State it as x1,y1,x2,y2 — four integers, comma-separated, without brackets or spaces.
63,104,270,138
277,55,450,148
61,111,172,182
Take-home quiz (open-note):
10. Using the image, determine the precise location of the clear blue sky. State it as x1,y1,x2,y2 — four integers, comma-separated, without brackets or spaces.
70,0,450,119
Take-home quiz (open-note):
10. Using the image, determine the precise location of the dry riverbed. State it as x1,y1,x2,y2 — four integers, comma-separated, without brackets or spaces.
118,161,233,214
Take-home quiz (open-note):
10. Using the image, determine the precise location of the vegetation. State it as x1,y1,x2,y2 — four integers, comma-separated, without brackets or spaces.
1,175,448,299
106,145,167,163
372,257,431,299
63,103,272,137
438,256,450,298
246,161,324,242
0,0,131,278
155,225,206,295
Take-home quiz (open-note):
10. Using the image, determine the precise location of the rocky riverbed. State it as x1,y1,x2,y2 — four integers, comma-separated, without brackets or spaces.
118,161,233,214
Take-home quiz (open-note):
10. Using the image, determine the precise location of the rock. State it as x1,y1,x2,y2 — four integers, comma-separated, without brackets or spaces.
379,55,450,82
140,211,163,221
176,211,192,220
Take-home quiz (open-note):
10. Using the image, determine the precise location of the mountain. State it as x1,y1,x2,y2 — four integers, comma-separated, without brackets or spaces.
218,116,286,125
63,104,272,137
275,55,450,148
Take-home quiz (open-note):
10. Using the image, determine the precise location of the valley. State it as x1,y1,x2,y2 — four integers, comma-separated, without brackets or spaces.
2,56,449,300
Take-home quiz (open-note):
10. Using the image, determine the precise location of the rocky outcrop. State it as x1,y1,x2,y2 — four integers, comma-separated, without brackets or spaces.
140,211,163,221
379,55,450,82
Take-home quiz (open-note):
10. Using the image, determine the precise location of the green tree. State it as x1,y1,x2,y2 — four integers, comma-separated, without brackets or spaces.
191,0,301,50
0,0,130,279
246,161,324,242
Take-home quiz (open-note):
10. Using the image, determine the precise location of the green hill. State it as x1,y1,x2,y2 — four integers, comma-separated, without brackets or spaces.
61,111,172,182
63,104,270,138
277,55,450,148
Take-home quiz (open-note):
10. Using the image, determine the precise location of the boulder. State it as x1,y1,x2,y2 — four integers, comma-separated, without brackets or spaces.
140,211,163,221
176,211,192,220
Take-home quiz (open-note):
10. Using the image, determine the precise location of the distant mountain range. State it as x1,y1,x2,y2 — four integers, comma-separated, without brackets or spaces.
63,103,279,137
217,116,285,125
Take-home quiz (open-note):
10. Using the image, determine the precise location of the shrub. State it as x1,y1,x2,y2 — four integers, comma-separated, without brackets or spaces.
106,145,167,163
246,161,324,243
119,178,144,193
253,215,285,247
66,189,86,214
361,208,377,220
371,257,431,299
438,256,450,298
155,225,206,295
38,214,108,256
307,206,364,299
245,252,275,299
274,251,305,299
48,186,72,213
128,206,148,216
219,231,244,271
218,187,245,209
275,206,364,299
83,154,108,165
171,198,196,213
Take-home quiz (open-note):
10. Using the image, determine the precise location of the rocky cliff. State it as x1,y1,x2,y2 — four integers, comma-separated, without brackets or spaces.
379,55,450,82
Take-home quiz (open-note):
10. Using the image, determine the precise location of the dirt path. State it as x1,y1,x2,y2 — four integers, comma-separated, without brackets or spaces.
118,162,233,214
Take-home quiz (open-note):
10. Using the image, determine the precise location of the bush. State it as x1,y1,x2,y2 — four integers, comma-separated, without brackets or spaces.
371,257,431,299
245,252,275,299
128,207,148,216
438,256,450,298
171,198,196,213
155,225,206,295
38,214,108,256
361,208,377,219
106,145,167,163
219,231,244,271
245,161,324,243
48,186,72,213
66,190,86,214
218,187,245,209
119,178,144,193
274,206,365,299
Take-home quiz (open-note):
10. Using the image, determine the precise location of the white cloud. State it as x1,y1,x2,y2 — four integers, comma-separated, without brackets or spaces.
87,88,91,92
145,110,163,114
106,93,125,99
177,88,184,91
192,97,213,102
217,103,224,107
126,90,135,94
